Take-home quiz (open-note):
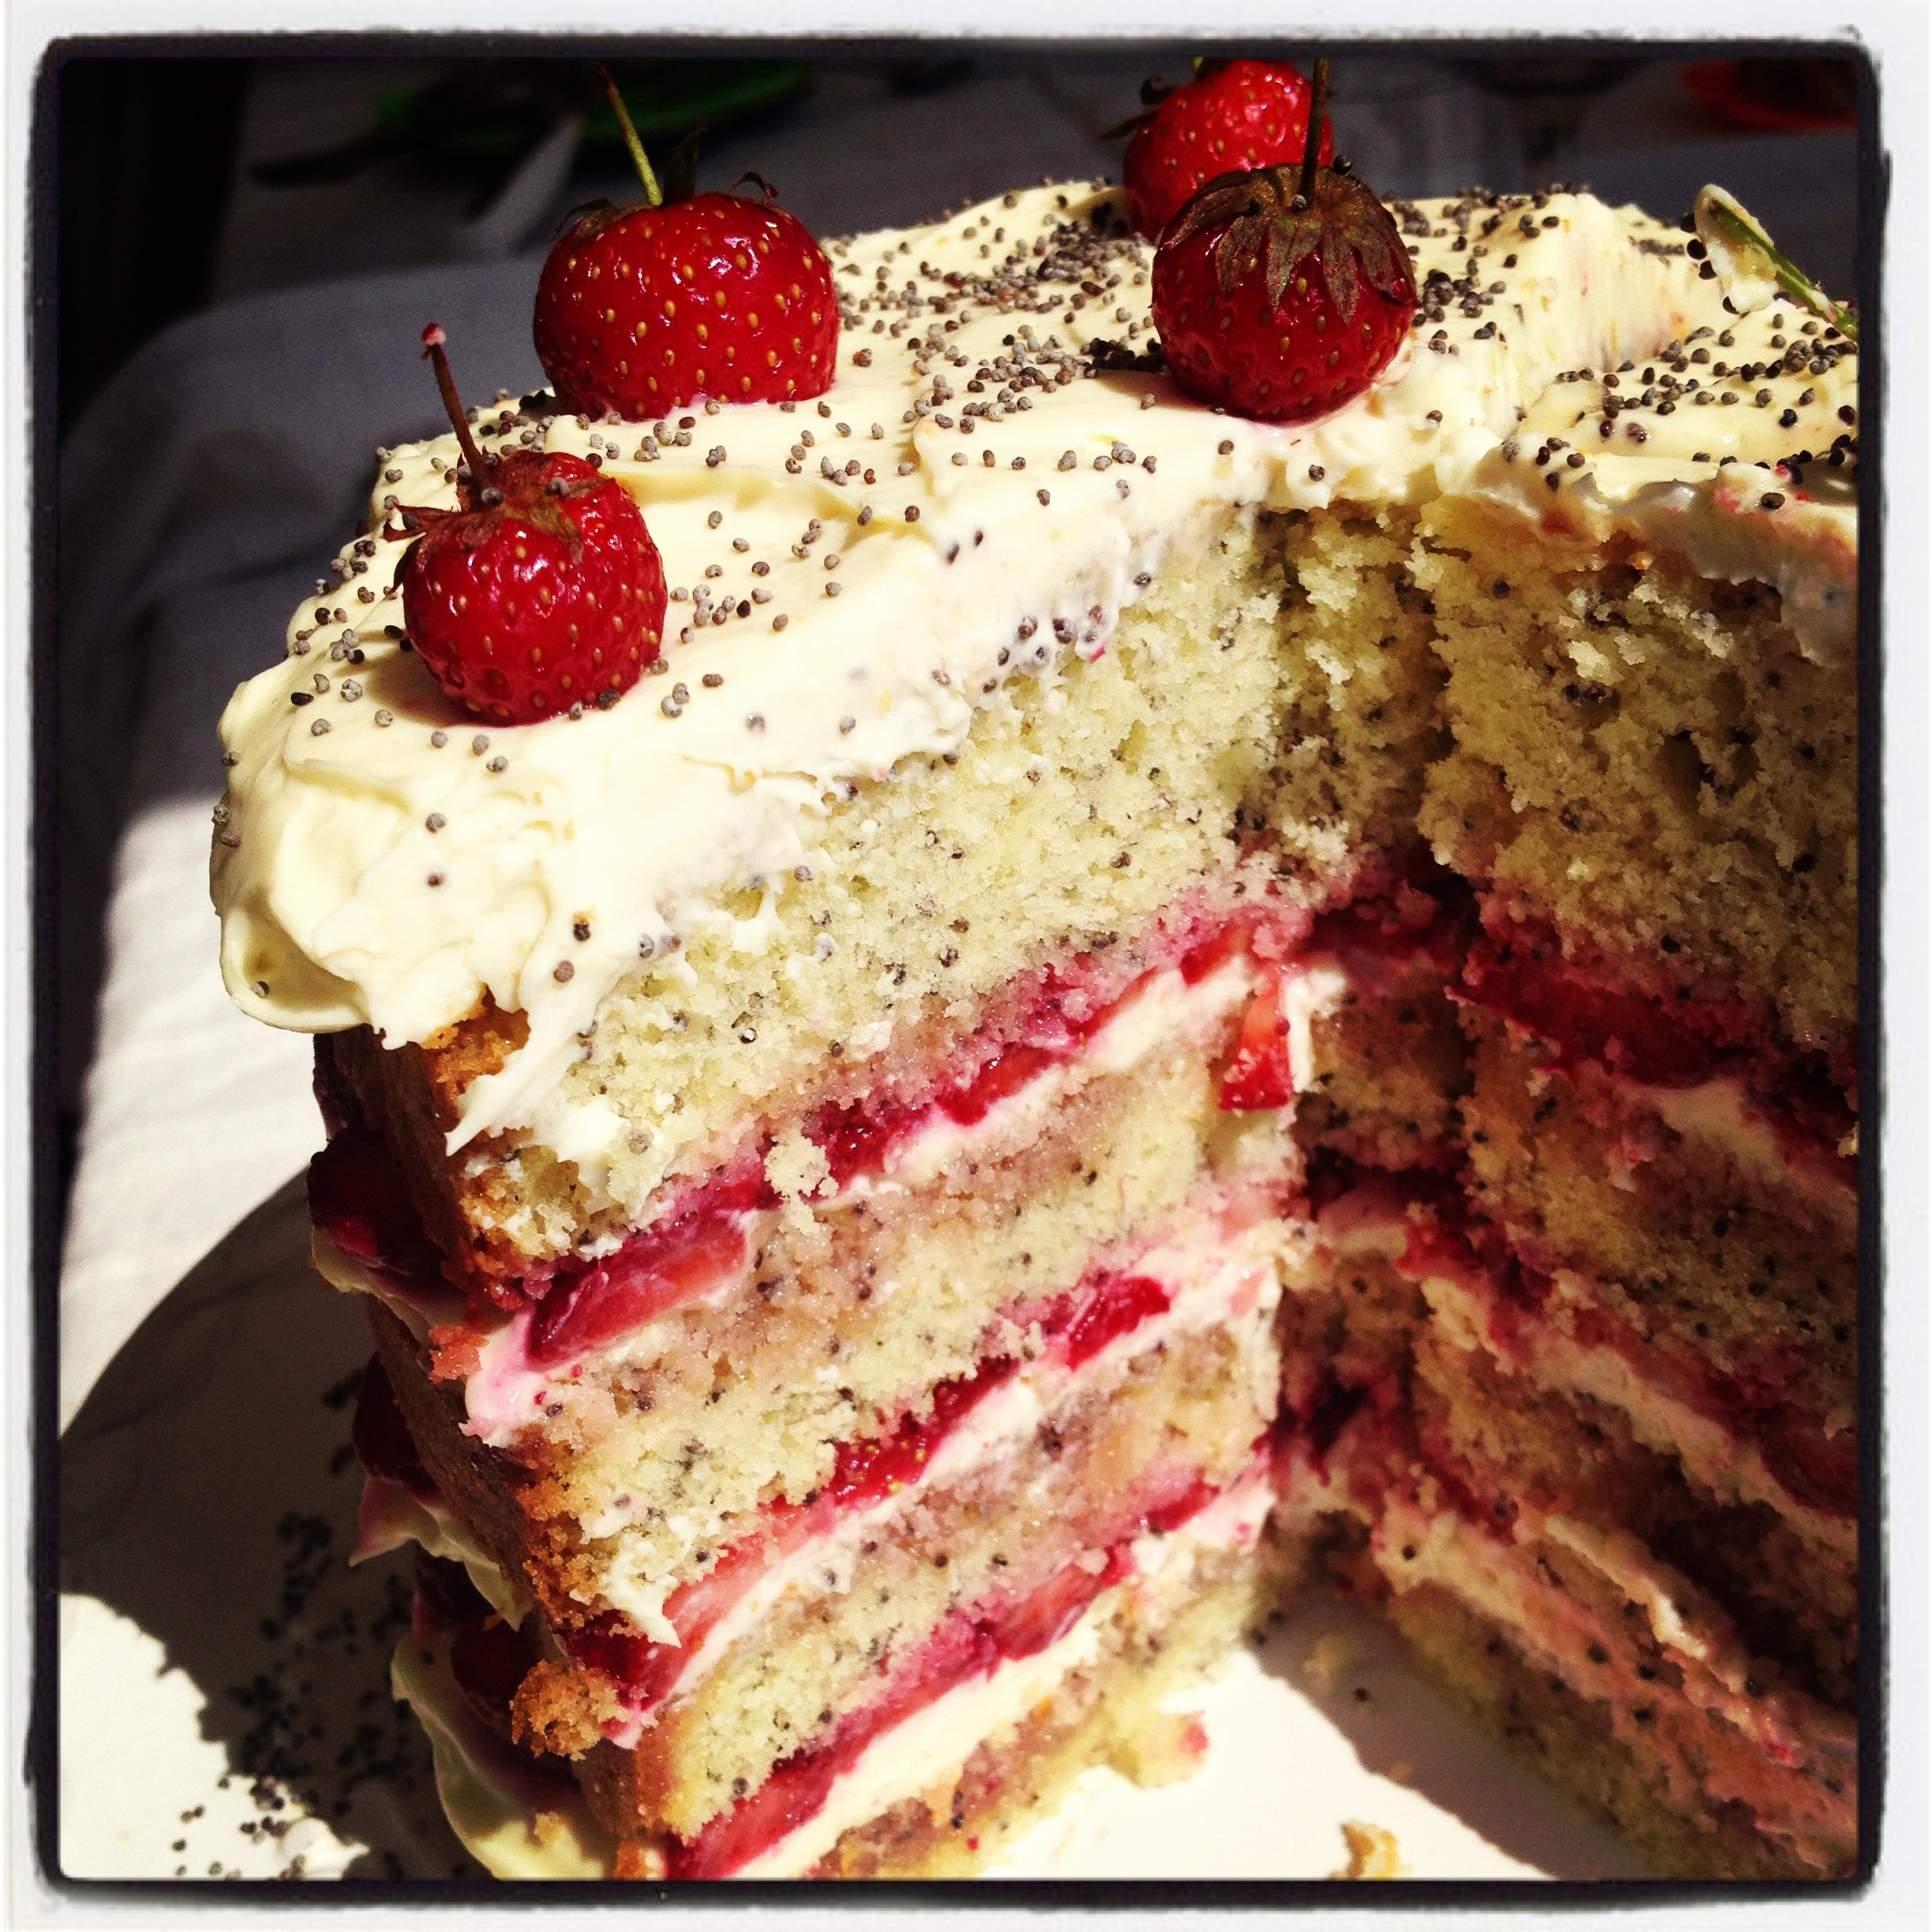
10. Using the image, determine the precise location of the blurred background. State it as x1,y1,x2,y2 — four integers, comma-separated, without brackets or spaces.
56,48,1862,432
46,46,1864,1412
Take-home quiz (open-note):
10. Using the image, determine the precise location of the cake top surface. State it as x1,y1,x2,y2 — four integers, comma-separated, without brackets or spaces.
211,181,1855,1148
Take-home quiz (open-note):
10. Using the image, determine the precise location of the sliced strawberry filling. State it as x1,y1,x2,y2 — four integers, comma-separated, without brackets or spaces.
1049,1272,1173,1369
796,893,1354,1188
561,1264,1186,1713
1219,966,1297,1112
315,889,1427,1344
663,1461,1241,1879
352,1355,432,1492
1462,933,1724,1088
527,1171,765,1368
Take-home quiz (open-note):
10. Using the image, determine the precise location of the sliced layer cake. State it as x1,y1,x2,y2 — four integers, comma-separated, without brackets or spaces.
214,176,1859,1880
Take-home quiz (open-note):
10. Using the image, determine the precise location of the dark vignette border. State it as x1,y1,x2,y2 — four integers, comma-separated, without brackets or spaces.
26,24,1885,1910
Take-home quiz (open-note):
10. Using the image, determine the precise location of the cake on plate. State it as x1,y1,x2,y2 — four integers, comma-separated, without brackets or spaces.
211,89,1859,1881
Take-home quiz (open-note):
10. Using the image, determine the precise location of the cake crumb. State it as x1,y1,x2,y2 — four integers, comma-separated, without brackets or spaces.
1110,1710,1210,1789
1332,1820,1410,1879
765,1131,834,1203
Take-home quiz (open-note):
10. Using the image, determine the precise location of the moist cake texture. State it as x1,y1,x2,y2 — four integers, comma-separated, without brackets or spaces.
214,178,1859,1880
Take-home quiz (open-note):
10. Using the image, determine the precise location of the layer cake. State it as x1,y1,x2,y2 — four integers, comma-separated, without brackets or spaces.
212,176,1860,1880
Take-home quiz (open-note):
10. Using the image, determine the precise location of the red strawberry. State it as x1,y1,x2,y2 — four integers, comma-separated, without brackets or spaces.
1123,58,1333,240
449,1613,537,1741
395,325,666,725
1219,967,1296,1111
350,1354,432,1492
532,66,838,417
1150,61,1415,425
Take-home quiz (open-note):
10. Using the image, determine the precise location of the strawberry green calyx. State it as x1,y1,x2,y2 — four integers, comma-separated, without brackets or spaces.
1165,57,1412,330
1165,156,1413,328
395,325,607,564
1150,54,1414,423
395,316,668,725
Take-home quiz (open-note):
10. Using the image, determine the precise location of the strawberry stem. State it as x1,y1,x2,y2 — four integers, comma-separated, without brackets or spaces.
1299,58,1330,206
420,324,491,496
598,62,662,208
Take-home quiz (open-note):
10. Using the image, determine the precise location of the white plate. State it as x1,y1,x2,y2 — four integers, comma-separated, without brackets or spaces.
59,1178,1641,1884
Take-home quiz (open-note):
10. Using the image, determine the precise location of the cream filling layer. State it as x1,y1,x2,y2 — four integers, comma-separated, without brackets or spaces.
856,951,1256,1193
1416,1268,1853,1559
592,1191,1283,1648
330,1179,1282,1659
1630,1075,1855,1244
391,1634,616,1879
213,186,1729,1164
458,945,1262,1451
1370,1492,1855,1865
733,1464,1273,1879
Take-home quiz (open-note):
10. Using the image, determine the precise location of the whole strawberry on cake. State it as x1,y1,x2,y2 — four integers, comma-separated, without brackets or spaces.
213,58,1860,1881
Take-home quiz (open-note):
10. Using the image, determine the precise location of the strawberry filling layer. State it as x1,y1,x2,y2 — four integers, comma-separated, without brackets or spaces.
560,1262,1178,1715
1398,1208,1855,1522
311,876,1470,1338
312,861,1850,1356
1461,926,1855,1176
797,898,1315,1188
1292,1157,1855,1525
662,1458,1242,1880
401,1455,1253,1882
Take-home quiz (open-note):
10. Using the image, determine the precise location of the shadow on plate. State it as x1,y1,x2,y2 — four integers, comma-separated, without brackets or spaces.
60,1176,480,1880
1254,1591,1644,1879
62,1175,1639,1883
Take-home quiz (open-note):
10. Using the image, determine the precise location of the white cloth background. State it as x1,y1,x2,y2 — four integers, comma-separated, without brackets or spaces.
56,253,546,1428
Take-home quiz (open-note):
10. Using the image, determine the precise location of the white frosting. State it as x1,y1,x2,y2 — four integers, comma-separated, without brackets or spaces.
214,184,1792,1159
354,1472,527,1626
390,1634,616,1878
1465,280,1857,665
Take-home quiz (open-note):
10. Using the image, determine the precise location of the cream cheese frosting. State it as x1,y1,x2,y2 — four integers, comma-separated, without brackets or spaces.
212,181,1846,1155
1464,290,1857,664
